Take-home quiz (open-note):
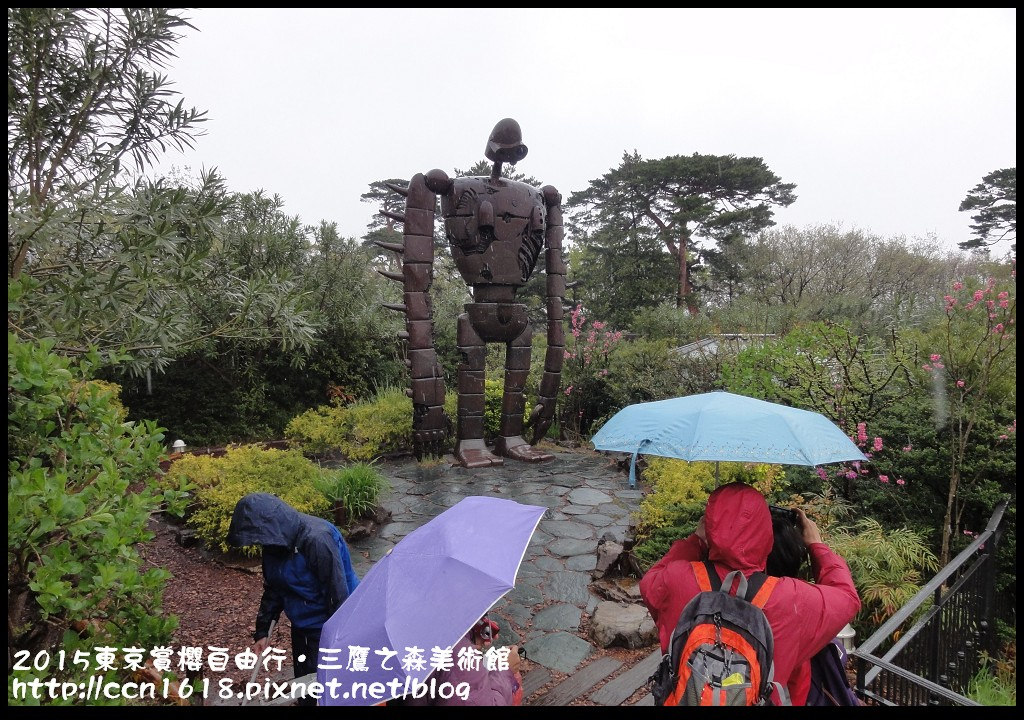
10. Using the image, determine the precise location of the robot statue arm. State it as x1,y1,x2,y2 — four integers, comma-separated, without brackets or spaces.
377,171,453,459
527,184,566,445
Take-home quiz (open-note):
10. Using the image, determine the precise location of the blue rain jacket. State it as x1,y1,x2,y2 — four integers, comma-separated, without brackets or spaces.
227,493,360,636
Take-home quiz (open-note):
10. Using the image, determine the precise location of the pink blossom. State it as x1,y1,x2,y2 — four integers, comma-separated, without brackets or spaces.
922,364,932,371
929,354,942,362
845,471,857,480
599,369,609,376
956,379,965,388
999,299,1009,308
973,290,984,301
857,423,868,444
564,350,574,359
953,281,963,291
999,434,1008,440
564,385,573,395
902,445,913,452
592,321,605,330
878,474,889,483
933,362,944,369
896,478,905,486
943,295,956,306
964,301,977,310
873,437,883,451
815,468,829,481
993,323,1004,334
987,300,996,310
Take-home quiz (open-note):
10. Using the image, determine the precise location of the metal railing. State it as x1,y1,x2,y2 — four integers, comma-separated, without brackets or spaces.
849,499,1013,706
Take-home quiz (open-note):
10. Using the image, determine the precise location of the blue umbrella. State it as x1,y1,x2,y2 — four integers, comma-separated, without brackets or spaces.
590,391,868,487
316,495,545,706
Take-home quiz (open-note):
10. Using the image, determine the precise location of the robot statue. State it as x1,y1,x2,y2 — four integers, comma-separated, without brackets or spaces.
376,118,566,468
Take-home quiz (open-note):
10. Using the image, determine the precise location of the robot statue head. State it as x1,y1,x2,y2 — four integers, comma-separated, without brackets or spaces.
485,118,528,164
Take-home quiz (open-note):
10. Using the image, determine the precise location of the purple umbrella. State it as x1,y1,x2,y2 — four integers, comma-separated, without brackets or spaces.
316,495,545,706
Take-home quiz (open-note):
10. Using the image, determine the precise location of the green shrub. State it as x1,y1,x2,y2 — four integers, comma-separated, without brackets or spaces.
631,502,707,573
314,462,390,525
635,459,785,538
166,445,330,554
8,335,189,705
484,377,503,439
286,386,458,460
825,517,938,637
284,402,350,455
966,651,1016,706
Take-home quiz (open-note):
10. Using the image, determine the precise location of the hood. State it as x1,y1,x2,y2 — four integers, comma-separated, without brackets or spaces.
226,493,302,549
705,482,773,574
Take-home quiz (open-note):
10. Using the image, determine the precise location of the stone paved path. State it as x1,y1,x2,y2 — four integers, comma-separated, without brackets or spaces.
344,448,654,702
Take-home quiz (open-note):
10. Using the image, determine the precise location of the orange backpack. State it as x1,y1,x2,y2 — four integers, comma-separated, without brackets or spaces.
649,561,790,706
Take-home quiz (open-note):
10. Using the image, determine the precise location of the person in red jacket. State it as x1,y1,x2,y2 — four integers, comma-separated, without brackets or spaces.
639,481,861,706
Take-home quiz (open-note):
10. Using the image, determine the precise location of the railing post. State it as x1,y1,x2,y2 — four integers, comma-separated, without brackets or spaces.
980,504,1005,658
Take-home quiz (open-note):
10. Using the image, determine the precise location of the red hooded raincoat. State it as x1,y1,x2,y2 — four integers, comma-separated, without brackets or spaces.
639,482,861,705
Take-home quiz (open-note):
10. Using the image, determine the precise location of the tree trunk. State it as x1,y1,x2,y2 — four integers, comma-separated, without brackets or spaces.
677,234,698,314
677,236,687,309
940,467,959,567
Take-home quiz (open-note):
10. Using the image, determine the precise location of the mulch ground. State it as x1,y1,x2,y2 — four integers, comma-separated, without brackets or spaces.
138,516,297,699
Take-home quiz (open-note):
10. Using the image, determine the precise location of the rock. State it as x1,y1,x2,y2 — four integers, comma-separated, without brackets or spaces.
174,527,198,548
523,631,594,673
591,577,643,604
593,540,624,578
589,601,658,649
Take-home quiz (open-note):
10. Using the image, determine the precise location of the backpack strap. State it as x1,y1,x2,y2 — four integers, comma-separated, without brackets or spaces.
691,560,714,591
749,575,779,608
693,561,780,608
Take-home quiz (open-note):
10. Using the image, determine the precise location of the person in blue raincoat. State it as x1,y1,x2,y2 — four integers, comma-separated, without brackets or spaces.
227,493,360,688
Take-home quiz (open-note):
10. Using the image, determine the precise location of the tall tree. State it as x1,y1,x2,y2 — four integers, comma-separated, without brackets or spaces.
958,168,1016,252
567,151,796,313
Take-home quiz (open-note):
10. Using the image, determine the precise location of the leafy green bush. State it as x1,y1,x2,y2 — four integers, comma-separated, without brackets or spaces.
628,302,713,345
314,462,390,525
165,445,330,554
635,459,785,536
286,386,458,460
631,502,707,573
8,335,190,705
825,518,938,637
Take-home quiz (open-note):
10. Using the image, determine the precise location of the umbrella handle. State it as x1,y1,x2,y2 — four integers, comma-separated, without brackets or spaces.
629,440,651,488
240,619,276,707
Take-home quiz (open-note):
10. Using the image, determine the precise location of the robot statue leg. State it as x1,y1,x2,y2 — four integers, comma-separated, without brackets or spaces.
494,324,554,463
455,313,503,468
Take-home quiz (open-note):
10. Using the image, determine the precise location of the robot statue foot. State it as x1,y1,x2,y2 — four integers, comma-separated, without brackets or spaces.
455,439,504,469
494,436,554,463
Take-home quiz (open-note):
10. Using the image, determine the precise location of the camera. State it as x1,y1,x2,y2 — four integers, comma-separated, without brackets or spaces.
769,504,800,525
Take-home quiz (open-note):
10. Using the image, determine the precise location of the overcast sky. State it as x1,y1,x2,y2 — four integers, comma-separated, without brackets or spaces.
153,8,1016,252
